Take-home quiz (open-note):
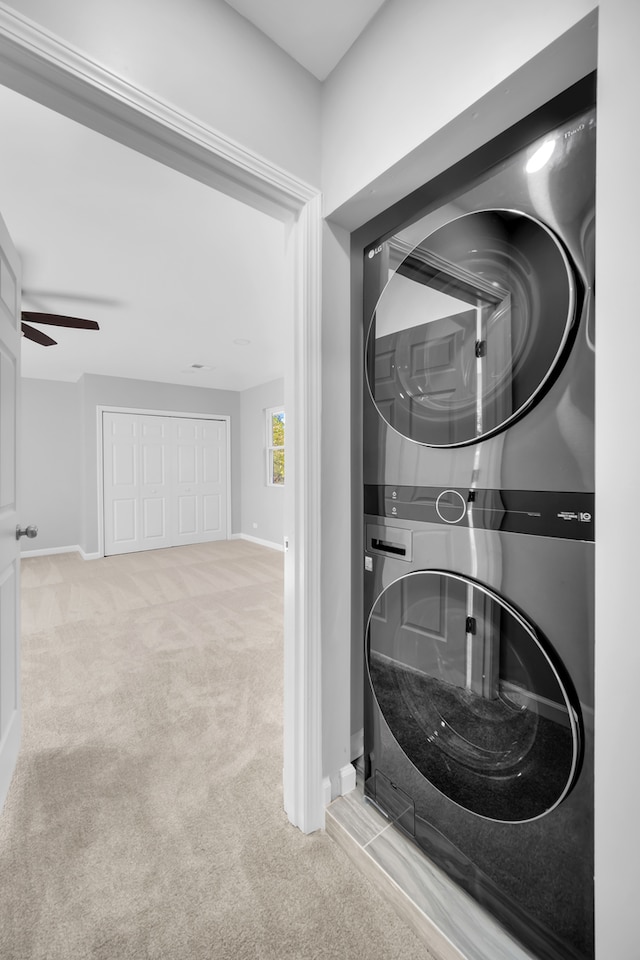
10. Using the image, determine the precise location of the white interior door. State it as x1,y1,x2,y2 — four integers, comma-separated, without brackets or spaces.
103,412,228,555
174,417,227,545
0,212,21,811
103,411,173,555
138,415,172,549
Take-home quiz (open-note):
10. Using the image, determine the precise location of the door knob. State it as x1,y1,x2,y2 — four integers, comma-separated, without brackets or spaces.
16,524,38,540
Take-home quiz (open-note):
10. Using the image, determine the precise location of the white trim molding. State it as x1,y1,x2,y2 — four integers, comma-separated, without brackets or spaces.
0,3,324,834
232,533,285,552
20,544,79,559
20,545,101,561
283,192,324,834
322,765,356,806
0,3,318,220
78,548,102,561
339,764,357,796
323,777,333,808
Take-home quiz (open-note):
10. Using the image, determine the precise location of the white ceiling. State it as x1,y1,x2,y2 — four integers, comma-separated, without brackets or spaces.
0,84,288,391
223,0,387,80
0,4,386,391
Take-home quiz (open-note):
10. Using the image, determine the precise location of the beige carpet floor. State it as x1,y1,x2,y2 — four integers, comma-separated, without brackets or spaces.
0,541,433,960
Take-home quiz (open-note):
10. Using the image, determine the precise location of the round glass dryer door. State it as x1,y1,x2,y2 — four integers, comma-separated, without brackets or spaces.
366,210,576,447
367,571,581,822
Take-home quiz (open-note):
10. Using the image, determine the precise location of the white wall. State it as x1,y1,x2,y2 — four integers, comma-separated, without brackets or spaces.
594,1,640,954
20,378,81,551
5,0,321,189
239,377,284,548
322,0,597,218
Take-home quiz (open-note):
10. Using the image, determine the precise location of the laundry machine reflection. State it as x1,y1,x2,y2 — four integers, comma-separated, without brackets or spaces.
370,210,576,448
363,105,596,494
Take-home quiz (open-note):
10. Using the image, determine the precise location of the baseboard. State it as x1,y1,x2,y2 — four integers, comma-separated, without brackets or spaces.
232,533,284,552
323,776,332,807
78,547,102,561
23,537,282,559
339,763,356,795
20,544,102,560
324,765,357,806
20,544,79,558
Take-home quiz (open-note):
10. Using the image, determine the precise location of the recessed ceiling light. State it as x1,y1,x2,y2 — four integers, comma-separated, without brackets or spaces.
233,338,251,346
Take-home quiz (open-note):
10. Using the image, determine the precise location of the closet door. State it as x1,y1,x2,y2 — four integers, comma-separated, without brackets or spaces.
103,413,228,555
103,412,173,555
174,418,227,545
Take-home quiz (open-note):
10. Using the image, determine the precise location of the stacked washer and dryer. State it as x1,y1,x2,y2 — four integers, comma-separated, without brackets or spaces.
362,77,596,960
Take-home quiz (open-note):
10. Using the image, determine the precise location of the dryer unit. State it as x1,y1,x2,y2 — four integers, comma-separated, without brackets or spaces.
362,78,595,960
363,105,595,496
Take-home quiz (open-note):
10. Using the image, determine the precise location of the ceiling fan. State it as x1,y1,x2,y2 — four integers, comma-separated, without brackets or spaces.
21,311,100,347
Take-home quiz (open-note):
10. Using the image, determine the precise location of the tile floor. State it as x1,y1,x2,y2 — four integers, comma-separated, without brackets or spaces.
326,778,537,960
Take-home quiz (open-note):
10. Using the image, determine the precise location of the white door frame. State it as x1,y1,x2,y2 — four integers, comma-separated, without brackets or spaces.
0,209,22,812
0,7,324,833
97,406,232,559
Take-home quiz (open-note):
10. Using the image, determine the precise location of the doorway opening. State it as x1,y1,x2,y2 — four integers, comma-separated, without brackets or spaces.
0,10,323,833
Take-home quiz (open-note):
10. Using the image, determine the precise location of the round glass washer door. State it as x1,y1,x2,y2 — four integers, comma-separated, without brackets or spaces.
366,571,582,822
366,210,576,447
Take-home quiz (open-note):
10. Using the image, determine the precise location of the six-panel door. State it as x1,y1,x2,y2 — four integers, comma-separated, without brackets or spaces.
103,411,228,555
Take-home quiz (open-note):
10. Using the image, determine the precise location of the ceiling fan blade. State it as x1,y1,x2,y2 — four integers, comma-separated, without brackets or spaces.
21,322,57,346
21,311,99,330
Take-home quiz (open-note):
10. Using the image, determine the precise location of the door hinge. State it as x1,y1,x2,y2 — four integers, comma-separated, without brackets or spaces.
466,616,477,635
475,340,487,358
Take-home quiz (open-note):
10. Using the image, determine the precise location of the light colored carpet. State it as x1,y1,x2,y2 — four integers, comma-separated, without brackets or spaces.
1,541,433,959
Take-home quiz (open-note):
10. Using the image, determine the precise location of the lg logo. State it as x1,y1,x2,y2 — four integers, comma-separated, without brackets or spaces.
558,510,593,523
368,245,383,259
564,122,585,140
